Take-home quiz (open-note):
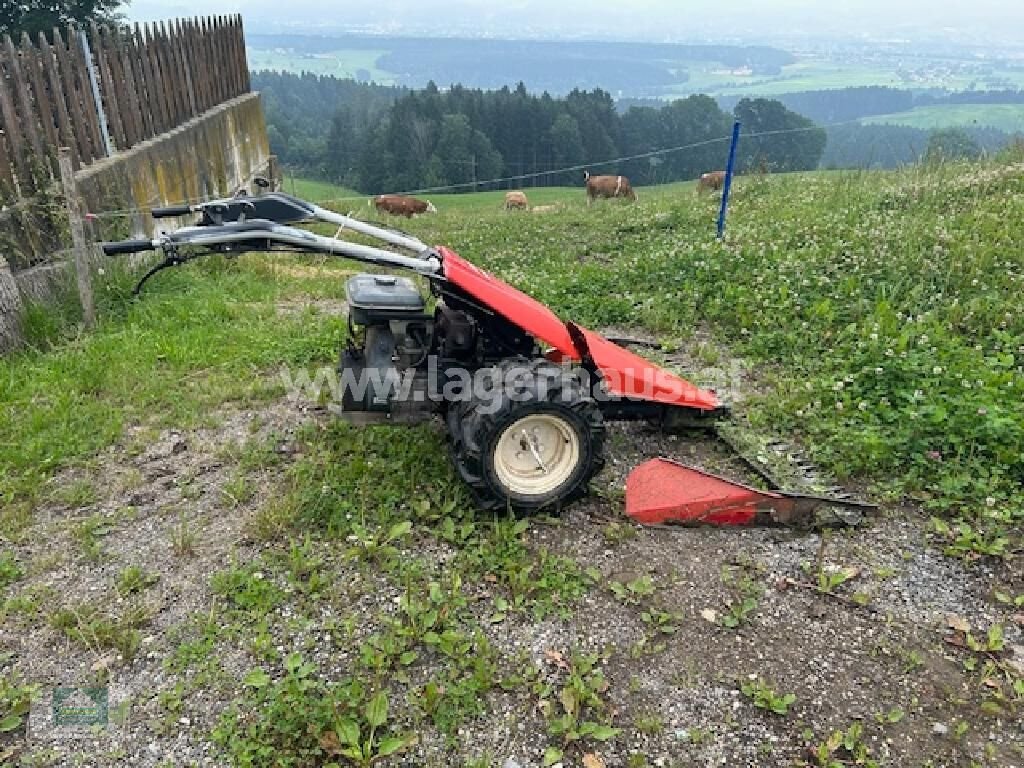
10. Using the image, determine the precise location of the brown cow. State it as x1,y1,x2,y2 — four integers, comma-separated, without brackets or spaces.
584,171,637,203
696,171,727,195
371,194,437,217
504,190,529,210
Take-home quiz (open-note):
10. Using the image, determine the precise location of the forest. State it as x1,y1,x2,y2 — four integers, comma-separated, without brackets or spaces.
254,71,1024,190
254,72,825,194
248,34,794,94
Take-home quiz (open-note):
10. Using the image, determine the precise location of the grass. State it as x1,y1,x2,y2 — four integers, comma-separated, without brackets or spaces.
863,104,1024,133
6,157,1024,543
0,254,350,516
289,155,1024,542
284,176,363,204
3,156,1022,765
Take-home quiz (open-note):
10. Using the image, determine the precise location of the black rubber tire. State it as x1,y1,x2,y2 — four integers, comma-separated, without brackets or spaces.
448,359,605,513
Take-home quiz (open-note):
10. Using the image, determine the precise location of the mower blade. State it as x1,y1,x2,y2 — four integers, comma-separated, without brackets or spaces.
712,423,875,527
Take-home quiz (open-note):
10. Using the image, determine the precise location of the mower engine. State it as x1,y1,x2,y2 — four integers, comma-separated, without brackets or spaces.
340,273,436,424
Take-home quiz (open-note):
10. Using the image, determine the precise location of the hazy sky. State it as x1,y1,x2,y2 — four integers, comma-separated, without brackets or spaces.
127,0,1024,44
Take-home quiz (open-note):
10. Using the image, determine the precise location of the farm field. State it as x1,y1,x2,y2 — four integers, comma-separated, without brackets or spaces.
862,103,1024,133
245,36,1024,99
1,157,1022,767
246,46,395,82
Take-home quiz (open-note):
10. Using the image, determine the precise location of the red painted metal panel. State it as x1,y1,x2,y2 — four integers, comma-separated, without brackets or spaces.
570,325,722,411
626,459,775,525
440,247,579,357
439,247,722,412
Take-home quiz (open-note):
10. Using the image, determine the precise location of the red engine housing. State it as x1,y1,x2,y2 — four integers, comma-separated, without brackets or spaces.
439,247,723,414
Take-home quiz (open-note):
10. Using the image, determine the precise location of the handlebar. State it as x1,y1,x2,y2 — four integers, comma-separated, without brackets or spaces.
102,239,157,255
151,204,194,218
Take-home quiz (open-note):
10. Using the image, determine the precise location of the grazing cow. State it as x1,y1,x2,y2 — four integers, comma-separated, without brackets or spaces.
696,171,727,195
371,194,437,217
504,190,529,210
583,171,637,203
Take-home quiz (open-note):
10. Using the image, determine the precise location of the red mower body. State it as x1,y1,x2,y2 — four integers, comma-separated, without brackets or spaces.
439,247,723,414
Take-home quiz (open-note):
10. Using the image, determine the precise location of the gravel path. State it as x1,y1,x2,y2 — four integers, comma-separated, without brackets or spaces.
2,395,1021,767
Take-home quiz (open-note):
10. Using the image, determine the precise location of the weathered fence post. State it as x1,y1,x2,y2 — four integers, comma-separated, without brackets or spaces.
58,147,95,328
268,154,280,191
0,253,24,351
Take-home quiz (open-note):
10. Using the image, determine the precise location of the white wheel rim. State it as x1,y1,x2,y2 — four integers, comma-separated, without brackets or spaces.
492,413,581,497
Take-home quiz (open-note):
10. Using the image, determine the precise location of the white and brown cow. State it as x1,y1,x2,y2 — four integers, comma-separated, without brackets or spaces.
504,190,529,210
371,194,437,217
696,171,727,195
583,171,637,204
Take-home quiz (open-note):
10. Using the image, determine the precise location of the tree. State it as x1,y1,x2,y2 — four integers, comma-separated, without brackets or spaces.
433,113,502,190
325,107,358,185
545,114,585,185
924,128,982,164
734,97,826,173
0,1,127,39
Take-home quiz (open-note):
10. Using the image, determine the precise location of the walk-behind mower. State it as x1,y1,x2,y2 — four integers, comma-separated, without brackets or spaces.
102,190,874,524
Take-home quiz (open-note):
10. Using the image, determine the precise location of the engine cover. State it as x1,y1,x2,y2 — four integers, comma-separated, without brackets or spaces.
345,274,425,325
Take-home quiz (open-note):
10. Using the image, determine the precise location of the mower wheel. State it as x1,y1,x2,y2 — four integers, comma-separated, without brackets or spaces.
448,359,605,513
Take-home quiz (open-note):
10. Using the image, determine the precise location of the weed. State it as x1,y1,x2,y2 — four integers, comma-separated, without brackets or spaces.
169,512,198,557
211,562,284,616
634,712,664,734
221,473,254,507
720,565,762,628
931,518,1009,559
902,649,925,673
50,600,153,660
740,677,796,715
538,650,619,761
282,537,326,595
640,609,681,635
0,674,38,733
248,498,298,542
0,552,23,591
114,565,159,596
808,722,880,768
72,515,112,562
213,654,415,768
722,596,758,629
601,521,636,546
817,566,859,594
346,520,414,562
965,624,1005,654
874,706,905,724
1,584,55,623
51,479,99,508
609,575,656,605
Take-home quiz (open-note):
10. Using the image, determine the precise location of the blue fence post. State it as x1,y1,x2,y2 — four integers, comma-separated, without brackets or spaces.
717,120,741,239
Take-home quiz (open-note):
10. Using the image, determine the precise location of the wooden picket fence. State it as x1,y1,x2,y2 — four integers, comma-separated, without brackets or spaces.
0,15,250,203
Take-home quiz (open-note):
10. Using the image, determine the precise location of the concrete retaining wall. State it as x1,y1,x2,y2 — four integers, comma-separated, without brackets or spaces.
0,93,270,352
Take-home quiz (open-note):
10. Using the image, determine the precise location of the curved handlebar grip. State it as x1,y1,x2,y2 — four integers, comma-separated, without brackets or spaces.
102,239,156,255
151,204,193,218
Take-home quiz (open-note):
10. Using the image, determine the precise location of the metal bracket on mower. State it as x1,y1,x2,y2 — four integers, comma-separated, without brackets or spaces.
625,458,877,528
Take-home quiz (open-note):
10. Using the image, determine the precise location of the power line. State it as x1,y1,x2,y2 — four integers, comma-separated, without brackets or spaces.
84,117,862,219
316,119,861,204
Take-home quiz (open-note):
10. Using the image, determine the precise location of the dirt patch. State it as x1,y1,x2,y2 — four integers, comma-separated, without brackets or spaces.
459,425,1024,768
3,397,326,765
3,388,1021,767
